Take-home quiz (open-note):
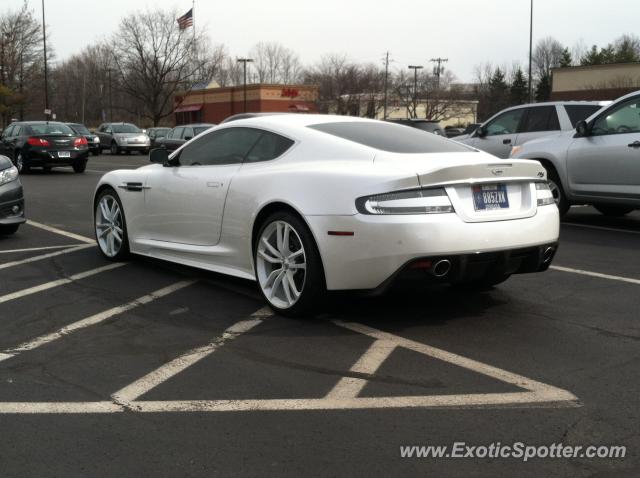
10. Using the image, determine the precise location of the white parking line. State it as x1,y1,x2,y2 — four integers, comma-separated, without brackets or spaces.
26,220,95,244
0,262,125,305
325,339,396,399
0,244,93,271
0,280,195,363
0,402,124,414
563,222,640,235
112,308,270,403
0,244,84,254
550,265,640,286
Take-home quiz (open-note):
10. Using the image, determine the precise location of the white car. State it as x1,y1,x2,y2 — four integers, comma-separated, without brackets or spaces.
511,91,640,216
93,115,560,316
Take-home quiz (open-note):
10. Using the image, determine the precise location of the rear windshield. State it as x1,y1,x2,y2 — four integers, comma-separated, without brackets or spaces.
69,124,90,134
112,124,141,133
308,121,473,154
565,105,603,127
29,123,74,135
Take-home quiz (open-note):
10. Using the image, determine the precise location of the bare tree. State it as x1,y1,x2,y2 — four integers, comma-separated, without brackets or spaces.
532,36,564,80
250,42,302,84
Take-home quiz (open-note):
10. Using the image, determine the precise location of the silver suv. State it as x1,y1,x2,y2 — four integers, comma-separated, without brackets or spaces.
511,91,640,217
456,101,609,158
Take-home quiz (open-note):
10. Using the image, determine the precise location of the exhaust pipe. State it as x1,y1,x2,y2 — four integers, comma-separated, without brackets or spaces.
542,247,555,264
432,259,452,278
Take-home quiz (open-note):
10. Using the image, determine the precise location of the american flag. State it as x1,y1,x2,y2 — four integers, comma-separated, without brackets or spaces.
177,8,193,29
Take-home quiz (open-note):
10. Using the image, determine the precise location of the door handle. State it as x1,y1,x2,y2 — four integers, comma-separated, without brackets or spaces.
627,141,640,148
503,139,512,145
207,181,223,188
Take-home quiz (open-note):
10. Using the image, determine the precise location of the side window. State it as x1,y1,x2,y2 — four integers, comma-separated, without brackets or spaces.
4,125,15,137
182,127,194,139
592,98,640,136
179,127,262,166
245,131,294,163
172,127,184,140
485,109,525,136
521,106,560,133
13,126,22,137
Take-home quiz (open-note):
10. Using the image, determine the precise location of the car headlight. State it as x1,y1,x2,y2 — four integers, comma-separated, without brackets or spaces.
535,182,555,206
0,166,19,186
510,145,523,157
356,188,454,215
93,136,100,143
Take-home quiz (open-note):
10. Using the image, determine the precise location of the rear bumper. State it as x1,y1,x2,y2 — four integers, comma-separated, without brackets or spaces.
25,149,89,166
0,180,26,225
306,204,560,290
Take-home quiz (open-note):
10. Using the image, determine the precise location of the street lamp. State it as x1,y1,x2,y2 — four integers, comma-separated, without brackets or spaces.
408,65,423,119
237,58,253,113
42,0,50,120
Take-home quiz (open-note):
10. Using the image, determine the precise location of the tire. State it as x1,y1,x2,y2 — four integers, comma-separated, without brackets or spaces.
92,149,100,156
544,165,569,217
73,161,87,173
254,211,325,317
452,273,511,291
94,188,130,261
594,204,635,217
125,150,131,155
141,149,149,156
14,152,29,174
0,224,19,235
110,142,119,155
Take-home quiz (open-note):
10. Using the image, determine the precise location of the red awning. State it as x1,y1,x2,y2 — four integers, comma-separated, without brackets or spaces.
288,104,310,112
174,104,203,113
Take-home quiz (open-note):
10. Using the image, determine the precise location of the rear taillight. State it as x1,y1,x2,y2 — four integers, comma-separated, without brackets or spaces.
27,137,50,146
74,137,88,147
356,188,454,215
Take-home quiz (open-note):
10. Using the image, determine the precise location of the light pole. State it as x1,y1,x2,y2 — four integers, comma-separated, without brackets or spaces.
42,0,50,120
237,58,253,113
408,65,423,118
528,0,534,102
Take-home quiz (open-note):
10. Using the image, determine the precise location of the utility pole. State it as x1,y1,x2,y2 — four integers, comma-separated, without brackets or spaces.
528,0,534,102
382,51,390,120
430,57,449,89
108,68,113,121
42,0,50,121
237,58,253,113
408,65,423,119
81,68,86,124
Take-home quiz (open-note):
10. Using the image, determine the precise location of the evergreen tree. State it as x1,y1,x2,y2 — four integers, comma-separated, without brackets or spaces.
509,67,529,105
580,45,602,66
487,68,510,115
535,73,552,102
559,47,572,67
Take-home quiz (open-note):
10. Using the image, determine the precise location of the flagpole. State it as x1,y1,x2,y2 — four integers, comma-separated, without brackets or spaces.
192,0,197,81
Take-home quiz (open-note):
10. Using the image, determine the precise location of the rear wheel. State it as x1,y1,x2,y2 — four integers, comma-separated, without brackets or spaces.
14,152,29,174
95,188,130,261
0,224,19,235
110,142,119,155
254,212,325,317
73,161,87,173
594,204,635,217
544,165,569,216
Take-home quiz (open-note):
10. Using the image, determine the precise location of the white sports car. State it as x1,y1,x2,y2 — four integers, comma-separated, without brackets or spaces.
93,114,559,316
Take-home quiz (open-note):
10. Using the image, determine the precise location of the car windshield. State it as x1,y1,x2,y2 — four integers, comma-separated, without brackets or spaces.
112,124,141,133
70,124,91,135
308,121,473,154
29,123,74,135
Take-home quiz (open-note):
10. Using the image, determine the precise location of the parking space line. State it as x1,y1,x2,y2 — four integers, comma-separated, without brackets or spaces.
112,307,272,403
0,262,125,305
0,280,196,363
0,402,124,414
325,339,396,399
26,220,95,244
0,244,93,271
550,265,640,286
0,245,84,254
563,222,640,235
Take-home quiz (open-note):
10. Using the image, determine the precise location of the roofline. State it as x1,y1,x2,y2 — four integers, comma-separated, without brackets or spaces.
552,62,640,72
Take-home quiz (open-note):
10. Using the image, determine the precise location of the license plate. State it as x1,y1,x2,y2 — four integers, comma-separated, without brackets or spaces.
473,183,509,211
58,151,71,158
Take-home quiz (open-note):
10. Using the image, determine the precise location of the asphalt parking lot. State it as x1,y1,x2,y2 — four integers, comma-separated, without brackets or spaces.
0,152,638,477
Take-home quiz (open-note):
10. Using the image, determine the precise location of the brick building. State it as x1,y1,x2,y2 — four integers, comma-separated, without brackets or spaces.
551,63,640,101
173,82,319,125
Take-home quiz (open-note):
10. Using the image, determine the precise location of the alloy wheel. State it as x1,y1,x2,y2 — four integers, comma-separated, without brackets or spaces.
548,179,561,205
16,154,24,173
256,220,307,309
95,194,124,257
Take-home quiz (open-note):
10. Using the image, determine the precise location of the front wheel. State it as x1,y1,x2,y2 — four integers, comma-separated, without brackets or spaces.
95,188,130,261
254,212,325,317
110,142,119,155
0,224,19,235
594,204,635,217
14,152,29,174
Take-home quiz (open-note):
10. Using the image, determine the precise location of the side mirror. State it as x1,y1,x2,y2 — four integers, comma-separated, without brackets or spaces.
183,135,192,141
105,129,112,134
150,147,171,165
575,120,590,138
476,125,488,138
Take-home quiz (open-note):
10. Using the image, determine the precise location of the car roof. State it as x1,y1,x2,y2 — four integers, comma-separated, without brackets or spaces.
223,113,384,129
175,123,216,128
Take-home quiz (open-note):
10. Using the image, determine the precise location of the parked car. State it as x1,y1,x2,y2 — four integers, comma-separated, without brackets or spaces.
511,91,640,217
0,154,24,235
66,123,101,156
147,127,171,148
93,115,558,316
386,118,446,136
456,101,610,158
96,122,150,155
0,121,89,173
444,126,465,138
154,123,215,151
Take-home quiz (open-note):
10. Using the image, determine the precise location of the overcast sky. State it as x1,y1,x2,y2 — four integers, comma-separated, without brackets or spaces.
3,0,639,82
